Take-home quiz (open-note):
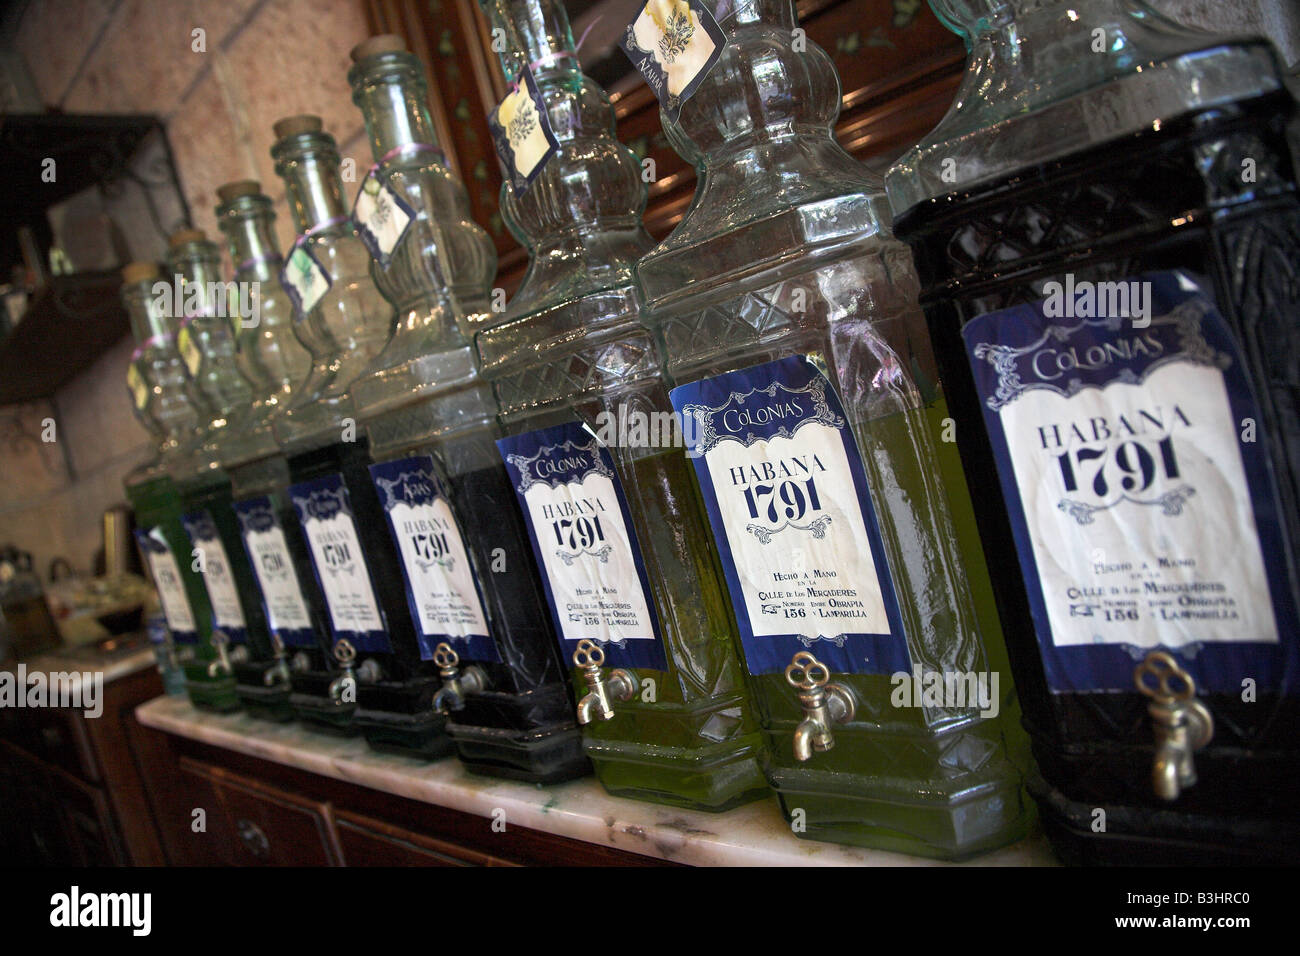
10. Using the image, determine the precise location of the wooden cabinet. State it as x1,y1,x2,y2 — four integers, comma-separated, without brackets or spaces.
135,727,674,866
178,759,342,866
0,662,165,866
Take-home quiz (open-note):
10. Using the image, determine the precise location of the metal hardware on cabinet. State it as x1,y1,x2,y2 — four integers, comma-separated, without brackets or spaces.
1135,651,1214,801
236,818,270,859
207,630,233,678
785,651,856,761
329,639,357,704
431,642,487,713
572,639,637,724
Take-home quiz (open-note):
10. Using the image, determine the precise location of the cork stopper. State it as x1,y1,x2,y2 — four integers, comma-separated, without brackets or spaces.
121,261,159,285
217,180,261,203
351,34,407,61
273,114,323,140
168,228,206,247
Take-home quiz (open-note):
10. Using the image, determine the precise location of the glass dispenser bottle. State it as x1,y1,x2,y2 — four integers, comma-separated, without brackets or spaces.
120,262,227,710
344,36,587,780
476,0,768,810
165,228,284,717
268,115,444,752
887,0,1300,864
635,0,1029,854
213,180,321,723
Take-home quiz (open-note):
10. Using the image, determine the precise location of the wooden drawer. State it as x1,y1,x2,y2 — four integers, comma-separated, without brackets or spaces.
181,759,341,866
48,770,124,866
27,707,99,782
334,811,517,867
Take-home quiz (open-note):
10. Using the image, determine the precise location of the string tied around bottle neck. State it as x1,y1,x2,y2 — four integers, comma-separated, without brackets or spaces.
291,215,351,252
506,19,598,92
366,142,445,181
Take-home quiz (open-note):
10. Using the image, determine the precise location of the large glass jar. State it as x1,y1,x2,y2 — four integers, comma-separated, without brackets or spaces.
475,0,768,811
637,0,1030,856
887,0,1300,864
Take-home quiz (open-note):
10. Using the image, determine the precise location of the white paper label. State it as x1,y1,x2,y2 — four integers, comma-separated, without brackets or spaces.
353,176,413,265
389,496,489,639
243,523,312,633
178,325,201,377
300,510,383,635
281,245,332,316
143,533,196,635
997,359,1277,649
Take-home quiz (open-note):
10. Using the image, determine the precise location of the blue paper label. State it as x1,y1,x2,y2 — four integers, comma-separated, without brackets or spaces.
289,474,391,653
233,496,316,649
181,510,248,643
964,269,1297,694
369,456,498,662
134,527,198,643
671,355,910,676
497,422,667,670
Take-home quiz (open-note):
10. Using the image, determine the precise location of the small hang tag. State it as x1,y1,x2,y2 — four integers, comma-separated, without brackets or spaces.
488,64,560,197
177,324,202,377
620,0,727,123
127,363,149,410
280,244,332,316
353,173,416,267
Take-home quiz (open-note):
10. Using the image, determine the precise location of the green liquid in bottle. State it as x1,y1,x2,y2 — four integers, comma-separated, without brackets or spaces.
577,446,769,811
748,395,1032,858
127,471,238,712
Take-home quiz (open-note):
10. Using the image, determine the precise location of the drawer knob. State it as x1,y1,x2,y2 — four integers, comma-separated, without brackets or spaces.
236,818,270,859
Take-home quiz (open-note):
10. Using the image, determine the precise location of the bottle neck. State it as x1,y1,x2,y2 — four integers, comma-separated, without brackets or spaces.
164,240,224,316
351,56,439,160
477,0,652,315
218,197,282,281
731,0,793,27
123,280,171,343
275,135,349,234
481,0,580,80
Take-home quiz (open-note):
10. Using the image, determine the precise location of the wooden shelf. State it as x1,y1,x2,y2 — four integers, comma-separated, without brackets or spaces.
0,270,128,405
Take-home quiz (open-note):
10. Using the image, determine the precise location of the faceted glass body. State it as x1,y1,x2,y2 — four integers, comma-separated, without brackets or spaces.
637,0,1029,855
475,0,768,810
888,0,1300,863
347,40,585,782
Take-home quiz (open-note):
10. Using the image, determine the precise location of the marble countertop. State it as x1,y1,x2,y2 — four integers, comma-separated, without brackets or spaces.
8,644,157,690
136,695,1059,867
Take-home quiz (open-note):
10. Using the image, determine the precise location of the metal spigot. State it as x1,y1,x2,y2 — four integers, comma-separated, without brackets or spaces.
431,643,487,714
572,639,637,724
785,651,856,762
229,643,250,664
207,630,234,678
329,639,358,704
264,634,291,688
290,651,311,673
1135,651,1214,801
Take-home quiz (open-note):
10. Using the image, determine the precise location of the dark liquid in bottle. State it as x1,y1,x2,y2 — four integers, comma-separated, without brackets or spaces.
180,473,274,663
894,91,1300,863
439,453,587,781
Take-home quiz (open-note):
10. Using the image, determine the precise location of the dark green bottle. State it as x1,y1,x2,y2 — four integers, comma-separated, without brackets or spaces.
120,261,233,712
